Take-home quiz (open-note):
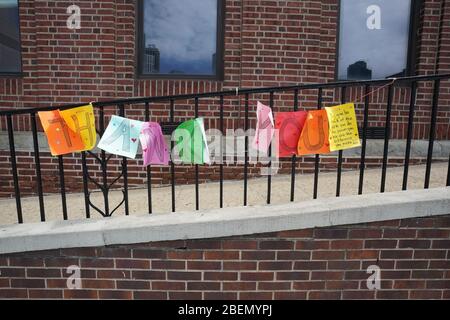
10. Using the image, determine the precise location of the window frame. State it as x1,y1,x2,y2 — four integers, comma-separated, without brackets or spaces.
335,0,423,81
0,0,23,77
136,0,225,80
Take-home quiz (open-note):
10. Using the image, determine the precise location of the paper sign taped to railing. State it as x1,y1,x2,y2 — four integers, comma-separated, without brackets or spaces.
139,122,169,166
173,118,210,164
252,101,275,154
97,115,144,158
297,110,330,156
275,111,307,157
325,103,361,152
38,110,86,156
60,104,97,151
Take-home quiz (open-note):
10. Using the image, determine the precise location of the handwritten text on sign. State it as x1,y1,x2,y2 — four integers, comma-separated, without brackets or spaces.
325,103,361,152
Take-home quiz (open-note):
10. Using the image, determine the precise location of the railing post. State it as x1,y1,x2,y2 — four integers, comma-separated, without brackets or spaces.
30,112,46,222
195,97,200,211
380,83,394,193
219,95,224,208
402,81,417,190
81,151,91,219
424,79,440,189
118,104,129,216
267,91,274,205
170,99,176,213
358,85,370,195
99,107,110,216
6,115,23,224
447,153,450,187
145,102,152,214
314,88,323,199
336,86,346,197
290,89,299,202
58,155,68,220
243,93,249,206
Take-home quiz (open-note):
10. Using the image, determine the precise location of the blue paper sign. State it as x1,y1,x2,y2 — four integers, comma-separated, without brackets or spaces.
97,115,144,158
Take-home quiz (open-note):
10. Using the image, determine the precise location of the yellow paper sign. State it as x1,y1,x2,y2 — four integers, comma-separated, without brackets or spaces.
60,104,97,151
325,103,361,152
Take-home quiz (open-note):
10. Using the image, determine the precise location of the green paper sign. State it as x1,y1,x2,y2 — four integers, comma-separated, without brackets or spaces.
173,118,210,164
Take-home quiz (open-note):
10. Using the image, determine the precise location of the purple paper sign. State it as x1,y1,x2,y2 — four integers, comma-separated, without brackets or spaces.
139,122,169,166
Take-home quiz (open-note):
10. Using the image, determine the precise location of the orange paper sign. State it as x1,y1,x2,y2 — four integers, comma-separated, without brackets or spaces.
38,110,85,156
297,110,330,156
275,111,307,157
60,104,97,151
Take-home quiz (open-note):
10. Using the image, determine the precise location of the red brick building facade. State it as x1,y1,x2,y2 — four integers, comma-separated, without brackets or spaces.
0,0,449,198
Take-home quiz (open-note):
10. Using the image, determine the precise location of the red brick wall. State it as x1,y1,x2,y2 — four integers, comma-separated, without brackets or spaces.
0,0,449,198
0,214,449,300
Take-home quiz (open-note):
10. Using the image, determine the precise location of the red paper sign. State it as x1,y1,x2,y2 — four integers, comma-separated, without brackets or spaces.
274,111,307,157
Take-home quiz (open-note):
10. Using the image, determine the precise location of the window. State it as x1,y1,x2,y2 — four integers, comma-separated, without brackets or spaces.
337,0,421,80
137,0,224,79
0,0,22,74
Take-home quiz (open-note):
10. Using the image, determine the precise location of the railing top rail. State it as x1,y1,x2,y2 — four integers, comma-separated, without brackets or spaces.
1,73,449,117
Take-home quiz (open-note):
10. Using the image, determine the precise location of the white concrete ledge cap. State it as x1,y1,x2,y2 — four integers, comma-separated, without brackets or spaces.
0,187,449,254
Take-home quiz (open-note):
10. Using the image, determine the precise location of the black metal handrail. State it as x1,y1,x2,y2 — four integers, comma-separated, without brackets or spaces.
1,73,449,116
1,73,449,224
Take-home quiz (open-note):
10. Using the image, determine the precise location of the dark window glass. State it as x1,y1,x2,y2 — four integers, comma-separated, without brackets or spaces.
0,0,21,74
338,0,415,80
139,0,221,78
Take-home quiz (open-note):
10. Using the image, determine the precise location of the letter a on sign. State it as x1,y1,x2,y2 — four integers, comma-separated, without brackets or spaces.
97,115,144,158
297,110,330,156
38,110,85,156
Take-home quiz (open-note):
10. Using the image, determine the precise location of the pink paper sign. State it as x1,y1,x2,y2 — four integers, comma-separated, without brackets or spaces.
252,101,275,153
139,122,169,166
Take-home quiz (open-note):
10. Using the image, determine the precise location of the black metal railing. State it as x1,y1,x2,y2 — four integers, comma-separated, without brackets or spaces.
1,73,449,224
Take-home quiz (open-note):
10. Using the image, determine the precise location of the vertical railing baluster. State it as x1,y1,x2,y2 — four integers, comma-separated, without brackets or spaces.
447,154,450,187
290,89,299,202
424,79,440,189
402,81,417,190
30,112,46,222
7,115,23,224
219,95,224,208
358,85,370,195
145,102,152,214
119,104,129,215
244,93,249,206
195,97,200,210
170,99,176,212
314,88,323,199
81,151,90,219
336,87,346,197
267,92,274,204
99,107,109,216
58,155,68,220
380,84,394,193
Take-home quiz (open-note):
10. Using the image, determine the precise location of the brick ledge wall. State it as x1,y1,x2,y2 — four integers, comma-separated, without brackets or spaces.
0,213,449,300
